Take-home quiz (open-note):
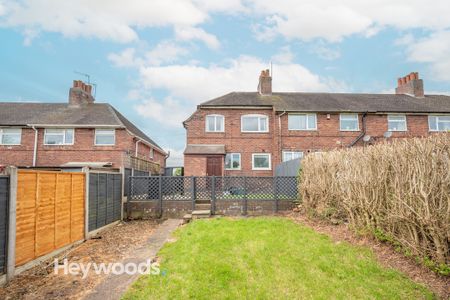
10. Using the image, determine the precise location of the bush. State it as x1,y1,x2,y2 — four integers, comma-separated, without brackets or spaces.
300,135,450,268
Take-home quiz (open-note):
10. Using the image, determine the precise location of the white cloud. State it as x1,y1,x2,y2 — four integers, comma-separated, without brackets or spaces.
174,26,220,49
165,147,184,167
249,0,450,42
0,0,213,43
271,46,294,64
310,43,340,61
134,97,192,128
108,41,188,68
404,30,450,81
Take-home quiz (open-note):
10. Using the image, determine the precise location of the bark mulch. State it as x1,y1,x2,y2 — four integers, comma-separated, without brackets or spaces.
285,212,450,299
0,220,160,300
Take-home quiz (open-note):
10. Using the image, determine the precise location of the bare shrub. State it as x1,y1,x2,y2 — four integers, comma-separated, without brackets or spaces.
300,135,450,267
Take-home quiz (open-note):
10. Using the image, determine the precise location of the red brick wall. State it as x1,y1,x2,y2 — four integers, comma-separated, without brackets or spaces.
185,108,276,176
0,128,166,169
185,109,438,176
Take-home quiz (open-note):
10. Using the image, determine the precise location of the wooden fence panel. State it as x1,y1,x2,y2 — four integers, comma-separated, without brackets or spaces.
15,170,85,267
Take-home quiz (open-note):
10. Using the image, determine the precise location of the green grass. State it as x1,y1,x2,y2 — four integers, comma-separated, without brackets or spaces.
123,217,434,300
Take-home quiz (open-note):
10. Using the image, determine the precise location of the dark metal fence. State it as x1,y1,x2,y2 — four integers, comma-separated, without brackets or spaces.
0,176,9,274
128,176,298,216
88,173,122,232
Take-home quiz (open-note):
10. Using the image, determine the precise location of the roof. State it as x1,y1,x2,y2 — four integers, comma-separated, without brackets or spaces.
0,102,165,152
184,144,225,155
199,92,450,113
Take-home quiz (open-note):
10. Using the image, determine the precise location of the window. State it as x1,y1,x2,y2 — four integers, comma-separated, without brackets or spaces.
288,114,317,130
282,151,304,162
225,153,241,170
0,128,21,145
205,115,224,132
252,153,271,170
150,148,154,159
44,128,74,145
95,129,115,145
388,115,407,131
429,115,450,132
241,115,268,132
340,114,359,131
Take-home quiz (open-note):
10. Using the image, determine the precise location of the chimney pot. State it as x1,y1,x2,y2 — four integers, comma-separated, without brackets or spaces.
69,79,95,105
395,71,424,97
257,69,272,95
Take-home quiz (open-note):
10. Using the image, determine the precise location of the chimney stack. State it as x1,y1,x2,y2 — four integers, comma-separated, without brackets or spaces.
69,80,95,105
258,69,272,95
395,72,424,97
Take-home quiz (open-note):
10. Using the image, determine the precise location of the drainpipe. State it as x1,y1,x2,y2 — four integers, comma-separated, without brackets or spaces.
135,139,141,157
349,112,368,147
31,126,38,166
278,111,287,161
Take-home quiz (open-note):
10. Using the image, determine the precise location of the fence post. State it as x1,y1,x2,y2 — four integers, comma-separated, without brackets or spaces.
211,176,216,215
82,167,90,239
191,177,196,211
158,175,163,218
127,175,132,220
243,176,248,216
6,167,17,282
119,166,125,221
274,176,279,213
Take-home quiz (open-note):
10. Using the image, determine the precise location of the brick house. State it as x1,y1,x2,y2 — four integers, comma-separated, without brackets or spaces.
0,80,167,174
183,71,450,176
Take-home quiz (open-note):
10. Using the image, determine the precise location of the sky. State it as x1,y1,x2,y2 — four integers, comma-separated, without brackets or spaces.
1,0,450,166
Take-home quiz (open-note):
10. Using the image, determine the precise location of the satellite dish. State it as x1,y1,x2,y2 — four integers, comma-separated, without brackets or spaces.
362,135,371,142
383,131,393,138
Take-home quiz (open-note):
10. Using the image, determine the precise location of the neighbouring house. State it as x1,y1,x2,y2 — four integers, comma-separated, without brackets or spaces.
183,71,450,176
0,80,167,175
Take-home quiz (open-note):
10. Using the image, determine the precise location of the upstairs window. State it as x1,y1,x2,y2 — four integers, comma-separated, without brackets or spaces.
0,128,21,145
205,115,224,132
282,151,304,162
150,148,154,159
429,115,450,131
388,115,407,131
340,114,359,131
288,114,317,130
95,129,115,145
225,153,241,170
241,115,268,132
44,128,74,145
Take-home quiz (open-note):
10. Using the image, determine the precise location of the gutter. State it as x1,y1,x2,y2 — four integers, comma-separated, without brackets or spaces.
278,111,287,159
348,112,368,147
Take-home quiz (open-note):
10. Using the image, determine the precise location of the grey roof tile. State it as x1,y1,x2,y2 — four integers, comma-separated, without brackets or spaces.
200,92,450,113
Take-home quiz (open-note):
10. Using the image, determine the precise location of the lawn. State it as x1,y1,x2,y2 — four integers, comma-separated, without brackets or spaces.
123,217,433,300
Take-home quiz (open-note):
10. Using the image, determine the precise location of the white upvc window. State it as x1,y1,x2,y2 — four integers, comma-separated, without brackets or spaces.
225,153,241,170
44,128,74,145
387,114,407,131
282,151,304,162
95,129,115,145
340,113,359,131
0,128,21,145
150,148,154,159
252,153,271,170
288,114,317,130
205,114,224,132
241,114,269,132
429,115,450,132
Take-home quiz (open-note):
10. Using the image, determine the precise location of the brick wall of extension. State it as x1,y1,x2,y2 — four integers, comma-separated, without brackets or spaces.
184,108,432,176
0,127,166,169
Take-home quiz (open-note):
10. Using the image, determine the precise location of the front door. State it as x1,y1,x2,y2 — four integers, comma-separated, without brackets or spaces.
206,156,222,176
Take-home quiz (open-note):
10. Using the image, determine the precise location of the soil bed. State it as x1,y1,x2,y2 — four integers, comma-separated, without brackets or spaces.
0,220,159,300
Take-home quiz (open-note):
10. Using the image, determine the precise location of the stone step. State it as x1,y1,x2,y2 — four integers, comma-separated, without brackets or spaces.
195,200,211,204
195,203,211,210
192,210,211,219
182,214,192,224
